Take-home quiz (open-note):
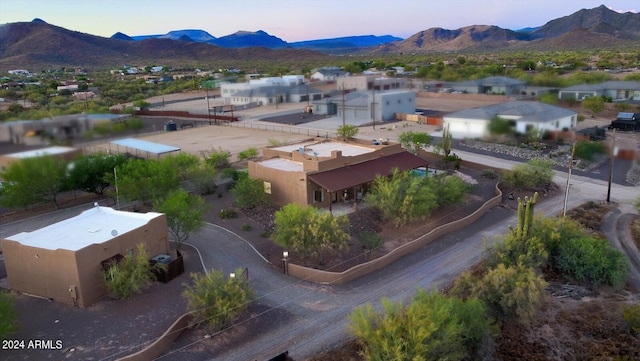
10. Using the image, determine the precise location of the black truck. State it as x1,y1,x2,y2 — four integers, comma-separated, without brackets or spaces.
609,112,640,131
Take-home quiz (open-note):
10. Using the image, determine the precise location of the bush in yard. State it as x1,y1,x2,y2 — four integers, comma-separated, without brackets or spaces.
238,147,259,160
103,244,166,299
182,269,253,330
503,158,553,189
553,236,629,289
219,208,238,219
623,304,640,335
231,176,270,209
574,140,605,161
0,291,18,339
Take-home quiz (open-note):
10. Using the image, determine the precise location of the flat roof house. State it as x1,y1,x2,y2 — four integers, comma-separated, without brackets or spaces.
248,139,427,212
0,146,81,174
1,206,169,307
443,100,578,139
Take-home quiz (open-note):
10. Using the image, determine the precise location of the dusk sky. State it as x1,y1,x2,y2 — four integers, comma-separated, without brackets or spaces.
1,1,638,42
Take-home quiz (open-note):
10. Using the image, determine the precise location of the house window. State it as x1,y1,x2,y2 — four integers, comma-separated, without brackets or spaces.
313,188,325,203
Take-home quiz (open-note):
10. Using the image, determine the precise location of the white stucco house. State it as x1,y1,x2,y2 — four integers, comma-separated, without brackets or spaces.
558,81,640,101
452,76,526,95
443,101,578,139
314,89,415,121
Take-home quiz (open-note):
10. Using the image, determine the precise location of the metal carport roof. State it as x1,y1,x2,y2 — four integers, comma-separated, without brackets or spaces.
109,138,181,159
307,152,427,193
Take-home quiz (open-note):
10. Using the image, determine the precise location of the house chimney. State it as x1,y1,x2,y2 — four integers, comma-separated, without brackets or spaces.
331,150,342,158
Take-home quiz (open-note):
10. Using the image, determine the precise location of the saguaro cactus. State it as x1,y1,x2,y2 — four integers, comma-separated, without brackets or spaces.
512,192,538,239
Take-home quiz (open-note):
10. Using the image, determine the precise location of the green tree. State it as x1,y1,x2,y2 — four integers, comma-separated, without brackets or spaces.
68,152,128,197
349,290,492,361
364,169,439,227
182,269,253,331
0,155,68,209
337,124,359,140
162,153,200,181
103,244,165,299
272,203,350,261
539,92,558,105
107,158,179,205
0,291,18,340
582,95,605,117
574,140,605,161
153,189,207,250
398,131,431,155
231,176,270,209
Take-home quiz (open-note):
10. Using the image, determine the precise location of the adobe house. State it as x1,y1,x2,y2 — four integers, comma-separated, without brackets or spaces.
1,205,169,307
248,138,427,211
0,146,81,174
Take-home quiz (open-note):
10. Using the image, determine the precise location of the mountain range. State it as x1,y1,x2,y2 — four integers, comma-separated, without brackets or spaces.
1,5,639,71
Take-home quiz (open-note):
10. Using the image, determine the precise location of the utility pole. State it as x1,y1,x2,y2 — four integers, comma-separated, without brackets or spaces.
563,142,576,218
206,85,211,125
341,86,346,128
372,84,376,130
607,129,616,203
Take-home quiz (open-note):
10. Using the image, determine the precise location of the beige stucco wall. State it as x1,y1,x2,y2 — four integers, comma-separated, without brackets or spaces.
1,214,169,307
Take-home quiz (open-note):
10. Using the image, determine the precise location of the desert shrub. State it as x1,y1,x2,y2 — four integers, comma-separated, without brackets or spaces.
577,114,586,122
238,147,259,160
126,117,144,130
0,291,18,339
481,168,497,179
241,223,252,231
443,153,462,169
112,122,127,133
623,304,640,334
574,140,605,161
358,232,384,253
487,232,548,269
349,290,493,361
231,176,270,209
219,208,238,219
93,120,112,135
182,269,253,331
503,158,553,189
103,244,165,299
553,236,629,289
470,263,547,322
203,147,231,169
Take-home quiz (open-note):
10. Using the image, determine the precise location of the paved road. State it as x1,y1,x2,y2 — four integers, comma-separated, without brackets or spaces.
160,150,640,361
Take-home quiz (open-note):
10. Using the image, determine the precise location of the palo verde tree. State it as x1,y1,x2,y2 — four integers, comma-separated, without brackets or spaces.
68,152,128,197
106,158,179,205
398,130,431,155
0,155,69,209
272,203,350,261
582,95,605,117
153,189,207,250
337,124,359,140
182,269,253,331
349,289,493,361
231,175,270,209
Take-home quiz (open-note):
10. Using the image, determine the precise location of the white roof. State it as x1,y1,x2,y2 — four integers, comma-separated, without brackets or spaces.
6,206,164,251
259,158,303,172
273,141,373,157
110,138,180,155
4,146,77,159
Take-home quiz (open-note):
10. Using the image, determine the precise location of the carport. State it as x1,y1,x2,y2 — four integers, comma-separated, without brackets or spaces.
108,138,181,160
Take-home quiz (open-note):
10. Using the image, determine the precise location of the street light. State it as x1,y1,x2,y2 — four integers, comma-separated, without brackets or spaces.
282,251,289,275
229,272,236,280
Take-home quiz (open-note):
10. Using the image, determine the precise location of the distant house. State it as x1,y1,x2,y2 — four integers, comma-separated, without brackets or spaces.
337,75,408,91
443,100,578,139
310,67,349,82
224,84,323,106
452,76,526,95
150,66,164,73
0,146,81,173
318,89,415,121
558,81,640,101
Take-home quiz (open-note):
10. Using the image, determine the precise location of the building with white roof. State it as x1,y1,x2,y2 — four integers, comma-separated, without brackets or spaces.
248,138,427,210
0,146,81,173
1,206,169,307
